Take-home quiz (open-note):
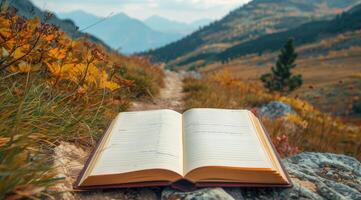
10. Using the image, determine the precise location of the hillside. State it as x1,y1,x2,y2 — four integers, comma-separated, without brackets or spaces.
0,0,110,49
0,3,165,199
174,3,361,66
218,3,361,61
145,0,361,68
199,6,361,118
58,11,183,53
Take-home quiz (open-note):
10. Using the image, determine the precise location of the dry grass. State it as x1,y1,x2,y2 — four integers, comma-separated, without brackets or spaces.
201,31,361,118
0,69,163,199
183,70,361,160
0,10,164,199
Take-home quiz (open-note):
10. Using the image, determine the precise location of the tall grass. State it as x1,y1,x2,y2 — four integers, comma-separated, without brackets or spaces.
0,9,164,198
0,71,120,198
0,66,163,199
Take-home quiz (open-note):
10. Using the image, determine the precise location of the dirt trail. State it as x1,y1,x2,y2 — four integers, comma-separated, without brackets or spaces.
51,71,185,200
131,70,184,112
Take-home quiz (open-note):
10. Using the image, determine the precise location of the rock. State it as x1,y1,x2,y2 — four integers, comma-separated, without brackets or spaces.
51,142,89,200
77,188,159,200
52,143,360,200
162,187,234,200
162,152,361,200
180,70,202,80
259,101,294,120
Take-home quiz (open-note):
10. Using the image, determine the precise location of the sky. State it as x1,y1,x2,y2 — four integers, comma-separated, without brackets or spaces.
30,0,251,23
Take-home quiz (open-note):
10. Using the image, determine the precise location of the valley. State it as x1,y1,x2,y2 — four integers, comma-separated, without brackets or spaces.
144,0,361,121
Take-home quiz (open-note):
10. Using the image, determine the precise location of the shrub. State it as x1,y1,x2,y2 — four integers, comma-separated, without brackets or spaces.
0,9,164,199
260,39,303,93
352,101,361,115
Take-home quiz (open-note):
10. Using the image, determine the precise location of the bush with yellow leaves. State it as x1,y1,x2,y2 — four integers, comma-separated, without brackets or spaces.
0,9,163,199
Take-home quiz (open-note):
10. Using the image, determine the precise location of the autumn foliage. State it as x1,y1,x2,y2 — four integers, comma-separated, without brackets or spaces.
183,70,361,159
0,9,163,199
0,10,163,93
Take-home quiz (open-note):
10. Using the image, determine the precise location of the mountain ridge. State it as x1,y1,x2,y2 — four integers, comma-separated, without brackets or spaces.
144,0,361,68
58,11,184,53
217,3,361,62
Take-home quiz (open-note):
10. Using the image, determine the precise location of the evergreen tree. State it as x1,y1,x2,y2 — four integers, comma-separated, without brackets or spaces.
260,38,302,93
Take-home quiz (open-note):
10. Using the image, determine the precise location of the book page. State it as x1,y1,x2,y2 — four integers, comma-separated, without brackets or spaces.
90,109,183,176
183,109,272,174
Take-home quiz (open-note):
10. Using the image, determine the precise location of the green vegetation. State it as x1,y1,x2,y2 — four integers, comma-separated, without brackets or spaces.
261,39,302,93
353,101,361,115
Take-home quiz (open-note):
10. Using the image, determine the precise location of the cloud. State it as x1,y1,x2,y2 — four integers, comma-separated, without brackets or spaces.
30,0,251,22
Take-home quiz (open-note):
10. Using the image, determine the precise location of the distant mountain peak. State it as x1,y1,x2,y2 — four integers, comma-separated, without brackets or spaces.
146,15,170,21
56,10,183,53
112,12,131,19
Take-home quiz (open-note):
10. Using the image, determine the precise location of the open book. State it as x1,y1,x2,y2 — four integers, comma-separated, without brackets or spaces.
75,109,292,191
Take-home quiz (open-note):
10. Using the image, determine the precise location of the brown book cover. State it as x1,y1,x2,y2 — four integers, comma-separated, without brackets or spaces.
73,111,293,192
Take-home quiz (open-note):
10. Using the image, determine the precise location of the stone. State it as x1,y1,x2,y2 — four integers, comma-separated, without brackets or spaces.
161,152,361,200
51,144,361,200
259,101,294,120
162,187,234,200
180,70,202,80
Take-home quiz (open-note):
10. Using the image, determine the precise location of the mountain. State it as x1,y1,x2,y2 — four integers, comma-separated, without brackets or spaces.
190,18,213,28
0,0,110,49
58,11,183,54
218,3,361,62
57,10,100,30
145,0,361,68
144,15,212,35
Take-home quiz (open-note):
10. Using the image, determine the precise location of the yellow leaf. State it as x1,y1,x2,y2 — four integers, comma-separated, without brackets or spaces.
0,18,11,38
18,61,32,73
28,17,40,29
103,81,120,91
0,27,11,38
44,34,55,42
13,48,25,59
9,66,17,73
48,48,66,59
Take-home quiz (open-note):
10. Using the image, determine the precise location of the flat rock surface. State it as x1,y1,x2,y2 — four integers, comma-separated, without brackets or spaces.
52,146,361,200
162,152,361,200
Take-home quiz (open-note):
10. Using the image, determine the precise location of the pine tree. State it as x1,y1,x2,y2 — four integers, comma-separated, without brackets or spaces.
260,38,302,93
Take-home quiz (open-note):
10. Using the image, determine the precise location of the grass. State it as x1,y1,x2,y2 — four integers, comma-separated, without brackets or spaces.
183,70,361,160
0,67,163,199
199,31,361,118
0,10,164,198
0,72,124,198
